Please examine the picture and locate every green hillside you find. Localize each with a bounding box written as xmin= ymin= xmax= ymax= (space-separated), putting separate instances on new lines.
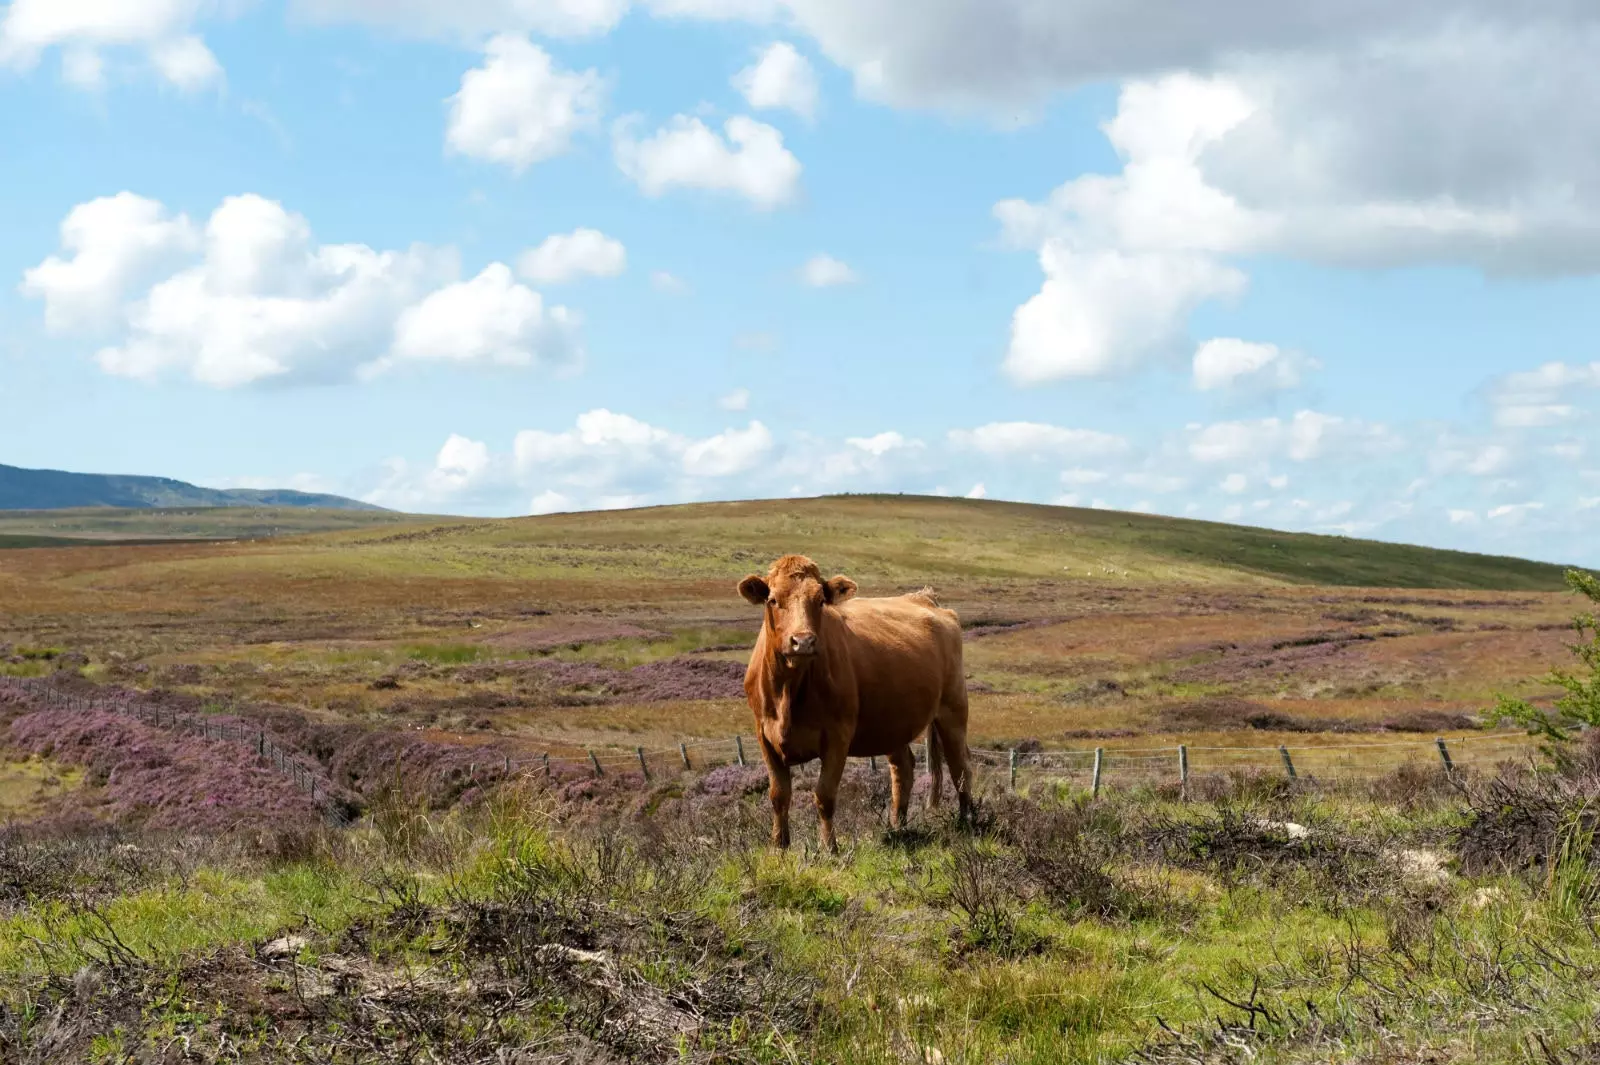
xmin=0 ymin=462 xmax=384 ymax=511
xmin=314 ymin=493 xmax=1573 ymax=591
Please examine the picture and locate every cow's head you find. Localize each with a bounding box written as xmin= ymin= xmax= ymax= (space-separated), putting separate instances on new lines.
xmin=738 ymin=554 xmax=857 ymax=666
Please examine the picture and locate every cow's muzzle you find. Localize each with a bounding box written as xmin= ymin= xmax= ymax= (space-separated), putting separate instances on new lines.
xmin=786 ymin=633 xmax=817 ymax=657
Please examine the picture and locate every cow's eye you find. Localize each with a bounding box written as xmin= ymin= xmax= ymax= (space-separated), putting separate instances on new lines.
xmin=767 ymin=597 xmax=778 ymax=608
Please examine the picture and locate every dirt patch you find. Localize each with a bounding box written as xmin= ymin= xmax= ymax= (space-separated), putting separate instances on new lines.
xmin=485 ymin=621 xmax=672 ymax=652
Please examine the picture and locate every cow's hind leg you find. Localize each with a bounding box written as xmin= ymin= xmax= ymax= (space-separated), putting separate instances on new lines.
xmin=934 ymin=700 xmax=974 ymax=828
xmin=758 ymin=737 xmax=793 ymax=848
xmin=814 ymin=742 xmax=848 ymax=854
xmin=925 ymin=724 xmax=945 ymax=812
xmin=887 ymin=744 xmax=915 ymax=829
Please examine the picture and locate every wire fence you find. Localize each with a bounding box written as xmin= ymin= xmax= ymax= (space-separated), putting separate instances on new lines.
xmin=0 ymin=673 xmax=1545 ymax=823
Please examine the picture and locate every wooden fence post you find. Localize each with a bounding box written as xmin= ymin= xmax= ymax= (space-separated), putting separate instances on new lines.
xmin=1008 ymin=749 xmax=1018 ymax=790
xmin=1092 ymin=748 xmax=1103 ymax=798
xmin=543 ymin=752 xmax=551 ymax=779
xmin=503 ymin=755 xmax=511 ymax=777
xmin=589 ymin=750 xmax=603 ymax=778
xmin=636 ymin=746 xmax=650 ymax=781
xmin=1178 ymin=745 xmax=1189 ymax=797
xmin=735 ymin=736 xmax=746 ymax=766
xmin=1279 ymin=744 xmax=1297 ymax=780
xmin=1436 ymin=737 xmax=1455 ymax=774
xmin=680 ymin=743 xmax=691 ymax=770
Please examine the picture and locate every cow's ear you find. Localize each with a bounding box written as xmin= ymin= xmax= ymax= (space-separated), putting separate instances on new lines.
xmin=824 ymin=575 xmax=858 ymax=604
xmin=738 ymin=575 xmax=769 ymax=606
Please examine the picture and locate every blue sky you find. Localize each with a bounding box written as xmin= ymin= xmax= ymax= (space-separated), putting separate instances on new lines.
xmin=2 ymin=1 xmax=1598 ymax=566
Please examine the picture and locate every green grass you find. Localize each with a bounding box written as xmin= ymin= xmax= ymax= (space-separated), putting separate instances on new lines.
xmin=7 ymin=780 xmax=1600 ymax=1062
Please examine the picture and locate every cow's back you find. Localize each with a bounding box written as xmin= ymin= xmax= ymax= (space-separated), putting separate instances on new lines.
xmin=833 ymin=593 xmax=962 ymax=754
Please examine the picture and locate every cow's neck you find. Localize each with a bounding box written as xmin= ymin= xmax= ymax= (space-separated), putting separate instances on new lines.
xmin=764 ymin=633 xmax=823 ymax=744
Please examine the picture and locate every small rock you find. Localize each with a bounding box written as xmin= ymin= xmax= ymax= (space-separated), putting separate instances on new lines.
xmin=261 ymin=934 xmax=309 ymax=959
xmin=1469 ymin=886 xmax=1505 ymax=910
xmin=1258 ymin=819 xmax=1310 ymax=840
xmin=1393 ymin=848 xmax=1450 ymax=886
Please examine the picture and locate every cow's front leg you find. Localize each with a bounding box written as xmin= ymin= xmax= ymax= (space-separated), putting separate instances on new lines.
xmin=814 ymin=741 xmax=848 ymax=854
xmin=759 ymin=736 xmax=793 ymax=848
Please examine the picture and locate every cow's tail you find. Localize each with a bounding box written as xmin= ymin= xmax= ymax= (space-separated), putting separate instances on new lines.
xmin=926 ymin=720 xmax=945 ymax=809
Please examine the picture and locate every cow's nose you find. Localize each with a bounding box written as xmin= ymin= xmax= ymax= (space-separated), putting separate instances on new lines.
xmin=789 ymin=633 xmax=817 ymax=655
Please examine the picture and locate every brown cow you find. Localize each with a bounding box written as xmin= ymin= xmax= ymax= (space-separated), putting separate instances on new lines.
xmin=737 ymin=554 xmax=973 ymax=852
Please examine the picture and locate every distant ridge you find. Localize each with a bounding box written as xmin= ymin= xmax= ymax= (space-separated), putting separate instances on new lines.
xmin=0 ymin=462 xmax=385 ymax=512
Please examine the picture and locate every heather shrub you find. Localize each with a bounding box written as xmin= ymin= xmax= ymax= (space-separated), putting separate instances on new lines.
xmin=8 ymin=708 xmax=322 ymax=834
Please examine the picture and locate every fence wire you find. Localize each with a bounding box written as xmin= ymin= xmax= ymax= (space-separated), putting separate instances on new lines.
xmin=0 ymin=674 xmax=1545 ymax=820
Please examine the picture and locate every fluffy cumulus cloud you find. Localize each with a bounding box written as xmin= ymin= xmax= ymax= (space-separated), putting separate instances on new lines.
xmin=445 ymin=35 xmax=604 ymax=172
xmin=614 ymin=114 xmax=801 ymax=209
xmin=1193 ymin=338 xmax=1317 ymax=394
xmin=21 ymin=192 xmax=200 ymax=332
xmin=517 ymin=228 xmax=627 ymax=283
xmin=977 ymin=6 xmax=1600 ymax=385
xmin=732 ymin=41 xmax=818 ymax=120
xmin=0 ymin=0 xmax=224 ymax=90
xmin=798 ymin=253 xmax=856 ymax=287
xmin=1004 ymin=245 xmax=1245 ymax=383
xmin=23 ymin=192 xmax=582 ymax=388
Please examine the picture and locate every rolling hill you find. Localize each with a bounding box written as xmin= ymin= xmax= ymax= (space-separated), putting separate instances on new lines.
xmin=0 ymin=462 xmax=384 ymax=512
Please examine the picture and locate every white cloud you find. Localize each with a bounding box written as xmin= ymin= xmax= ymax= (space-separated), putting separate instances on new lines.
xmin=614 ymin=114 xmax=801 ymax=209
xmin=517 ymin=228 xmax=626 ymax=283
xmin=846 ymin=431 xmax=917 ymax=457
xmin=1431 ymin=439 xmax=1518 ymax=478
xmin=1220 ymin=473 xmax=1248 ymax=495
xmin=1188 ymin=410 xmax=1398 ymax=464
xmin=27 ymin=192 xmax=581 ymax=388
xmin=380 ymin=263 xmax=581 ymax=374
xmin=1060 ymin=468 xmax=1108 ymax=486
xmin=948 ymin=421 xmax=1129 ymax=460
xmin=965 ymin=483 xmax=987 ymax=499
xmin=529 ymin=489 xmax=574 ymax=515
xmin=20 ymin=192 xmax=199 ymax=332
xmin=682 ymin=421 xmax=774 ymax=476
xmin=1486 ymin=361 xmax=1600 ymax=428
xmin=718 ymin=387 xmax=751 ymax=411
xmin=650 ymin=270 xmax=691 ymax=294
xmin=290 ymin=0 xmax=629 ymax=40
xmin=445 ymin=35 xmax=604 ymax=173
xmin=1449 ymin=509 xmax=1479 ymax=524
xmin=1487 ymin=502 xmax=1544 ymax=523
xmin=436 ymin=433 xmax=491 ymax=483
xmin=1193 ymin=338 xmax=1316 ymax=393
xmin=1004 ymin=244 xmax=1245 ymax=383
xmin=798 ymin=253 xmax=857 ymax=287
xmin=1579 ymin=497 xmax=1600 ymax=512
xmin=733 ymin=41 xmax=818 ymax=120
xmin=1 ymin=0 xmax=224 ymax=90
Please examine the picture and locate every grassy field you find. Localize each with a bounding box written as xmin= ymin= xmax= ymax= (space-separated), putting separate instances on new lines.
xmin=0 ymin=505 xmax=427 ymax=543
xmin=1 ymin=496 xmax=1597 ymax=1061
xmin=0 ymin=495 xmax=1578 ymax=759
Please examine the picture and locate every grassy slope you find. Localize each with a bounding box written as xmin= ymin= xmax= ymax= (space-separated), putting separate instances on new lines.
xmin=0 ymin=506 xmax=426 ymax=543
xmin=313 ymin=494 xmax=1572 ymax=590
